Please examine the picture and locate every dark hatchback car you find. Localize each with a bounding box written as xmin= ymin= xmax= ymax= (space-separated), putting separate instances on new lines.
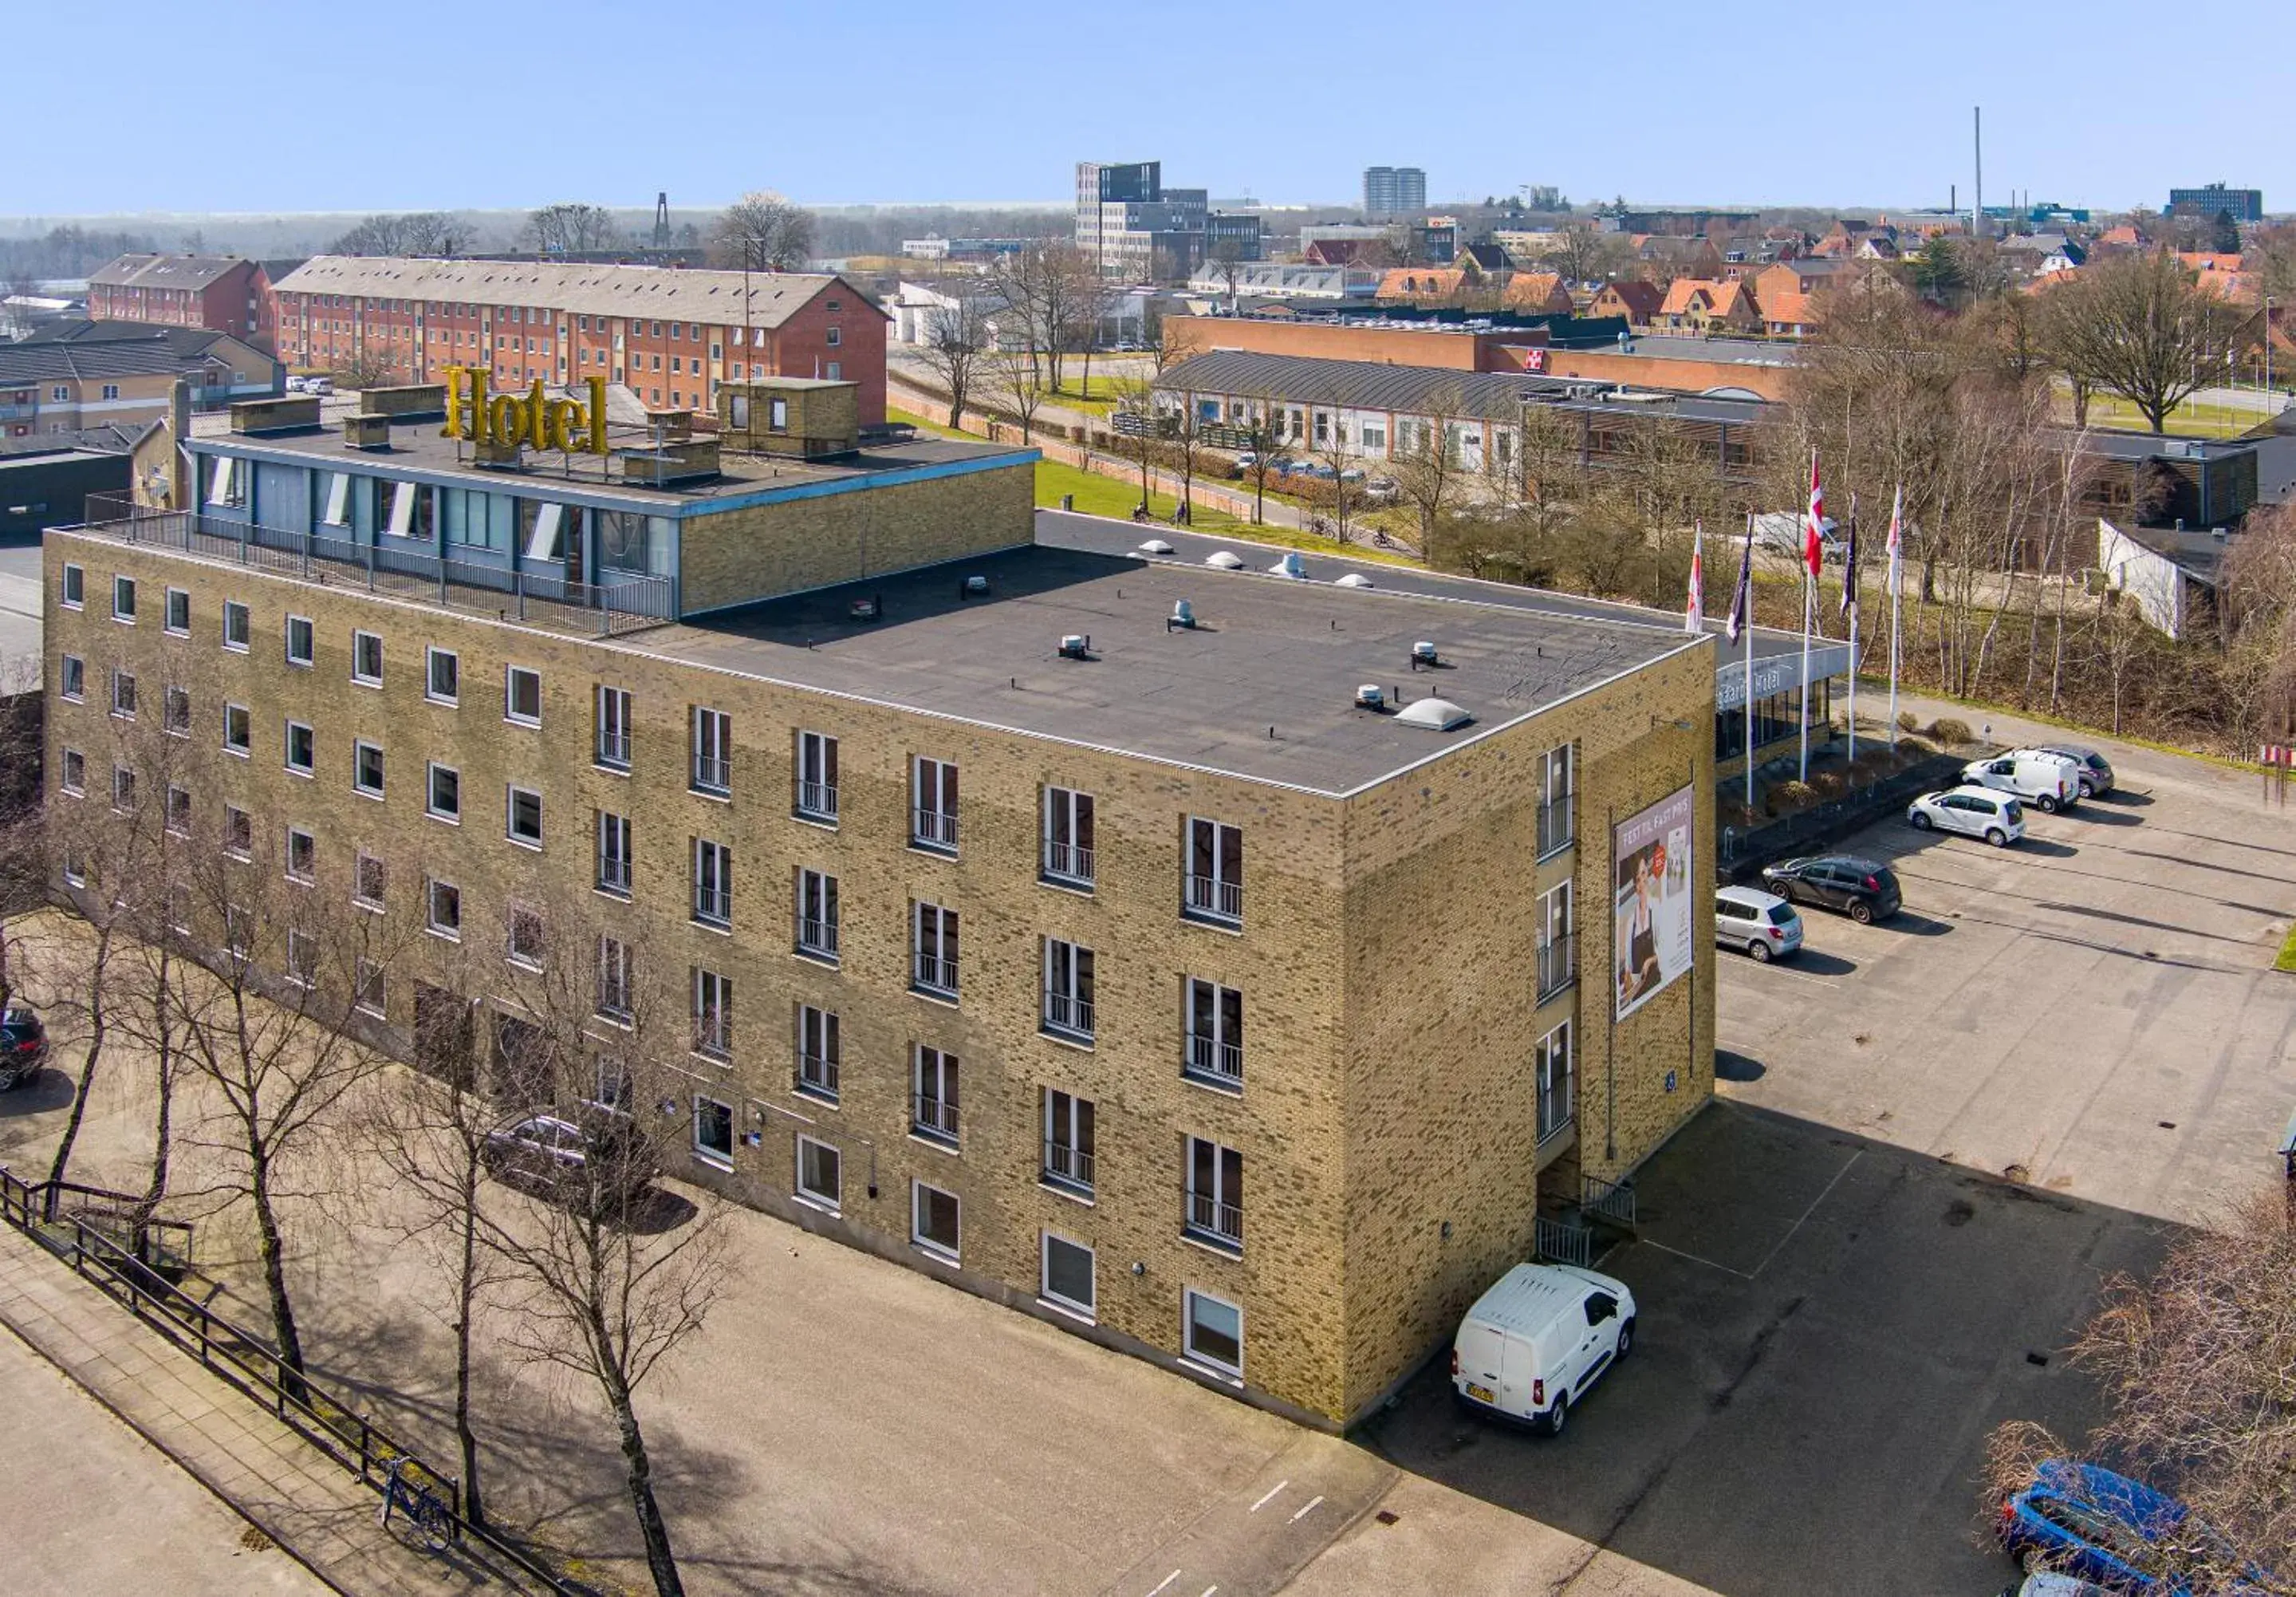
xmin=1 ymin=1004 xmax=49 ymax=1090
xmin=1758 ymin=855 xmax=1903 ymax=924
xmin=481 ymin=1110 xmax=653 ymax=1213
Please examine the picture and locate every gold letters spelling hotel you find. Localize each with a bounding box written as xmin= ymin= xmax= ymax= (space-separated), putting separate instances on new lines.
xmin=442 ymin=367 xmax=608 ymax=455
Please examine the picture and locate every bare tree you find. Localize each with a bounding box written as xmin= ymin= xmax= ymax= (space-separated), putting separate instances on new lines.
xmin=1235 ymin=394 xmax=1286 ymax=526
xmin=991 ymin=337 xmax=1046 ymax=443
xmin=1209 ymin=239 xmax=1248 ymax=312
xmin=329 ymin=212 xmax=463 ymax=258
xmin=1388 ymin=384 xmax=1472 ymax=550
xmin=526 ymin=203 xmax=620 ymax=256
xmin=2039 ymin=249 xmax=2251 ymax=433
xmin=472 ymin=897 xmax=723 ymax=1597
xmin=1313 ymin=422 xmax=1361 ymax=543
xmin=708 ymin=191 xmax=816 ymax=273
xmin=329 ymin=343 xmax=399 ymax=391
xmin=1113 ymin=373 xmax=1164 ymax=515
xmin=912 ymin=298 xmax=988 ymax=432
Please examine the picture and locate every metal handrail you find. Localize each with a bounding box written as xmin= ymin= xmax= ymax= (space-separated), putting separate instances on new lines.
xmin=1042 ymin=841 xmax=1094 ymax=884
xmin=0 ymin=1165 xmax=579 ymax=1593
xmin=1184 ymin=873 xmax=1244 ymax=923
xmin=1185 ymin=1034 xmax=1243 ymax=1086
xmin=1537 ymin=933 xmax=1577 ymax=1001
xmin=1042 ymin=992 xmax=1094 ymax=1039
xmin=796 ymin=916 xmax=839 ymax=959
xmin=1184 ymin=1190 xmax=1243 ymax=1248
xmin=795 ymin=781 xmax=838 ymax=821
xmin=691 ymin=755 xmax=731 ymax=795
xmin=1537 ymin=795 xmax=1576 ymax=860
xmin=912 ymin=808 xmax=959 ymax=850
xmin=692 ymin=886 xmax=731 ymax=926
xmin=912 ymin=1094 xmax=960 ymax=1142
xmin=912 ymin=952 xmax=958 ymax=995
xmin=795 ymin=1052 xmax=838 ymax=1098
xmin=1042 ymin=1140 xmax=1094 ymax=1190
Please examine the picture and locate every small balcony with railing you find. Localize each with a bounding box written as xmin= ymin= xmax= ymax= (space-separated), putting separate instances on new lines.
xmin=1183 ymin=872 xmax=1243 ymax=927
xmin=1537 ymin=933 xmax=1577 ymax=1003
xmin=1042 ymin=992 xmax=1095 ymax=1043
xmin=795 ymin=779 xmax=838 ymax=823
xmin=1042 ymin=839 xmax=1094 ymax=888
xmin=1537 ymin=794 xmax=1577 ymax=861
xmin=912 ymin=807 xmax=959 ymax=854
xmin=1184 ymin=1189 xmax=1243 ymax=1254
xmin=795 ymin=913 xmax=840 ymax=964
xmin=795 ymin=1051 xmax=838 ymax=1102
xmin=912 ymin=1092 xmax=960 ymax=1147
xmin=691 ymin=754 xmax=731 ymax=797
xmin=1042 ymin=1140 xmax=1094 ymax=1195
xmin=912 ymin=950 xmax=959 ymax=999
xmin=1184 ymin=1034 xmax=1243 ymax=1092
xmin=691 ymin=885 xmax=731 ymax=929
xmin=597 ymin=855 xmax=632 ymax=898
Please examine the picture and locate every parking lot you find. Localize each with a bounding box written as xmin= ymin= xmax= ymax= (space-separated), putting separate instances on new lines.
xmin=1361 ymin=715 xmax=2296 ymax=1596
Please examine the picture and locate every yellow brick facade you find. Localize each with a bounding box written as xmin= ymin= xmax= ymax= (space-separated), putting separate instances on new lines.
xmin=43 ymin=528 xmax=1713 ymax=1428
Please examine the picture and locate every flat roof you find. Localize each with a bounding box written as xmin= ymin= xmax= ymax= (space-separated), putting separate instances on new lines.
xmin=628 ymin=525 xmax=1705 ymax=795
xmin=187 ymin=414 xmax=1031 ymax=511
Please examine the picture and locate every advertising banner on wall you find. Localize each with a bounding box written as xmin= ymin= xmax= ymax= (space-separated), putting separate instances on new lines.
xmin=1613 ymin=784 xmax=1696 ymax=1021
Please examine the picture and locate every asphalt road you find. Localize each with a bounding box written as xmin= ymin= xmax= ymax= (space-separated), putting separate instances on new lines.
xmin=1361 ymin=712 xmax=2296 ymax=1597
xmin=0 ymin=533 xmax=41 ymax=682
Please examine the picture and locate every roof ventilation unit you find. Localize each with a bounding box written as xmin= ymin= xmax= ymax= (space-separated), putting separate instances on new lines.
xmin=1270 ymin=550 xmax=1307 ymax=578
xmin=959 ymin=574 xmax=990 ymax=599
xmin=1354 ymin=684 xmax=1387 ymax=710
xmin=1057 ymin=633 xmax=1093 ymax=660
xmin=1168 ymin=599 xmax=1197 ymax=631
xmin=1137 ymin=538 xmax=1176 ymax=556
xmin=1411 ymin=640 xmax=1439 ymax=668
xmin=1394 ymin=696 xmax=1471 ymax=731
xmin=1333 ymin=573 xmax=1374 ymax=589
xmin=1204 ymin=550 xmax=1245 ymax=570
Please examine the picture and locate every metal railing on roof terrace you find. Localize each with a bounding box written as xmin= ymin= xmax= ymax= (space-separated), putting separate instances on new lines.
xmin=66 ymin=500 xmax=673 ymax=637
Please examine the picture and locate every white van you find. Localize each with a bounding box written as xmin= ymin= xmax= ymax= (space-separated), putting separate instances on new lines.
xmin=1451 ymin=1263 xmax=1636 ymax=1434
xmin=1961 ymin=753 xmax=2080 ymax=813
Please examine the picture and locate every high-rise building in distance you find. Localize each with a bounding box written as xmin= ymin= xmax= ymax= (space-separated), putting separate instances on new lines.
xmin=1363 ymin=166 xmax=1428 ymax=219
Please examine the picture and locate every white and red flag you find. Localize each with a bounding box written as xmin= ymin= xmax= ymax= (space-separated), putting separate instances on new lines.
xmin=1684 ymin=521 xmax=1704 ymax=633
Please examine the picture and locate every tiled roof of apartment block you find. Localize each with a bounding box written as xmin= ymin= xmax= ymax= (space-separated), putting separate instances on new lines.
xmin=273 ymin=256 xmax=889 ymax=326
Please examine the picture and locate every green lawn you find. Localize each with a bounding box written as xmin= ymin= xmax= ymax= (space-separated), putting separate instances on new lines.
xmin=1038 ymin=377 xmax=1120 ymax=416
xmin=1032 ymin=459 xmax=1423 ymax=567
xmin=888 ymin=405 xmax=966 ymax=440
xmin=2278 ymin=923 xmax=2296 ymax=975
xmin=2062 ymin=390 xmax=2278 ymax=440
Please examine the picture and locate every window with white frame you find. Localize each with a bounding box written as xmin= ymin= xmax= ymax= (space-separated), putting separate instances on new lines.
xmin=59 ymin=748 xmax=85 ymax=795
xmin=506 ymin=905 xmax=545 ymax=969
xmin=166 ymin=784 xmax=191 ymax=835
xmin=223 ymin=703 xmax=251 ymax=755
xmin=1042 ymin=787 xmax=1095 ymax=885
xmin=286 ymin=826 xmax=316 ymax=882
xmin=794 ymin=729 xmax=837 ymax=821
xmin=285 ymin=720 xmax=315 ymax=776
xmin=795 ymin=1004 xmax=838 ymax=1101
xmin=596 ymin=935 xmax=633 ymax=1021
xmin=912 ymin=901 xmax=959 ymax=996
xmin=60 ymin=563 xmax=82 ymax=609
xmin=1042 ymin=1088 xmax=1095 ymax=1193
xmin=286 ymin=929 xmax=318 ymax=988
xmin=163 ymin=685 xmax=189 ymax=736
xmin=1538 ymin=881 xmax=1575 ymax=1000
xmin=1538 ymin=743 xmax=1576 ymax=858
xmin=691 ymin=838 xmax=731 ymax=927
xmin=426 ymin=647 xmax=458 ymax=705
xmin=1536 ymin=1020 xmax=1574 ymax=1143
xmin=596 ymin=810 xmax=632 ymax=896
xmin=691 ymin=706 xmax=731 ymax=795
xmin=1042 ymin=938 xmax=1095 ymax=1040
xmin=354 ymin=853 xmax=386 ymax=910
xmin=912 ymin=1047 xmax=959 ymax=1144
xmin=112 ymin=575 xmax=136 ymax=622
xmin=355 ymin=959 xmax=387 ymax=1019
xmin=1185 ymin=1137 xmax=1244 ymax=1251
xmin=506 ymin=785 xmax=543 ymax=848
xmin=427 ymin=762 xmax=461 ymax=822
xmin=426 ymin=878 xmax=461 ymax=938
xmin=1185 ymin=818 xmax=1244 ymax=925
xmin=59 ymin=654 xmax=83 ymax=702
xmin=691 ymin=966 xmax=732 ymax=1059
xmin=1184 ymin=979 xmax=1243 ymax=1090
xmin=222 ymin=600 xmax=249 ymax=652
xmin=795 ymin=868 xmax=839 ymax=960
xmin=354 ymin=740 xmax=384 ymax=797
xmin=694 ymin=1096 xmax=734 ymax=1169
xmin=1183 ymin=1289 xmax=1243 ymax=1379
xmin=595 ymin=685 xmax=632 ymax=770
xmin=795 ymin=1134 xmax=841 ymax=1210
xmin=504 ymin=665 xmax=542 ymax=726
xmin=1042 ymin=1232 xmax=1095 ymax=1318
xmin=223 ymin=805 xmax=253 ymax=858
xmin=912 ymin=757 xmax=959 ymax=851
xmin=285 ymin=614 xmax=314 ymax=667
xmin=206 ymin=455 xmax=245 ymax=508
xmin=912 ymin=1181 xmax=959 ymax=1261
xmin=111 ymin=765 xmax=136 ymax=812
xmin=110 ymin=668 xmax=136 ymax=719
xmin=164 ymin=588 xmax=190 ymax=635
xmin=352 ymin=630 xmax=383 ymax=686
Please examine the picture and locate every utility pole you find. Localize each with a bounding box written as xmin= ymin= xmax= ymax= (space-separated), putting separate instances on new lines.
xmin=1972 ymin=107 xmax=1984 ymax=242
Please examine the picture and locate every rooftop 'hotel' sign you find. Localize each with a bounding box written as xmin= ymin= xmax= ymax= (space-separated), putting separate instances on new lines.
xmin=443 ymin=367 xmax=608 ymax=456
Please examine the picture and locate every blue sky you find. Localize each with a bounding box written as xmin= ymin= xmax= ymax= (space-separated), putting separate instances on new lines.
xmin=13 ymin=0 xmax=2293 ymax=218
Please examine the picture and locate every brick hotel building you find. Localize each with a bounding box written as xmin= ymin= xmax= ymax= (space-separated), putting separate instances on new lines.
xmin=43 ymin=379 xmax=1713 ymax=1425
xmin=270 ymin=257 xmax=889 ymax=427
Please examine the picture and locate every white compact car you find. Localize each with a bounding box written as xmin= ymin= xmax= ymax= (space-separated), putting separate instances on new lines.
xmin=1715 ymin=885 xmax=1802 ymax=962
xmin=1453 ymin=1263 xmax=1636 ymax=1434
xmin=1961 ymin=753 xmax=2080 ymax=813
xmin=1908 ymin=785 xmax=2026 ymax=846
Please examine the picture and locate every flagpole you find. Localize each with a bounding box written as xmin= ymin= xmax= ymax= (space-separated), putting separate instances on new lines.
xmin=1799 ymin=575 xmax=1813 ymax=783
xmin=1888 ymin=485 xmax=1903 ymax=749
xmin=1845 ymin=492 xmax=1859 ymax=766
xmin=1743 ymin=588 xmax=1756 ymax=815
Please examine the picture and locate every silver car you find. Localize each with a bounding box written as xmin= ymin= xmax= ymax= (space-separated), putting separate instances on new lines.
xmin=1715 ymin=885 xmax=1803 ymax=962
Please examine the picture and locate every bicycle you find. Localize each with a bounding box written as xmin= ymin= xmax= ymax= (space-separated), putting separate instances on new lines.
xmin=376 ymin=1456 xmax=455 ymax=1552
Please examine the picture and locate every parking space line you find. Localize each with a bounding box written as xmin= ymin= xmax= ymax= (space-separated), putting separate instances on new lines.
xmin=1145 ymin=1570 xmax=1181 ymax=1597
xmin=1248 ymin=1480 xmax=1288 ymax=1512
xmin=1639 ymin=1237 xmax=1753 ymax=1279
xmin=1289 ymin=1493 xmax=1325 ymax=1524
xmin=1748 ymin=1151 xmax=1862 ymax=1279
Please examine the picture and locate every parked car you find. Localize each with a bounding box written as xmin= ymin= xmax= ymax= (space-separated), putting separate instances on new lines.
xmin=1908 ymin=785 xmax=2027 ymax=846
xmin=1998 ymin=1458 xmax=2270 ymax=1595
xmin=1365 ymin=475 xmax=1400 ymax=499
xmin=1963 ymin=753 xmax=2081 ymax=813
xmin=2019 ymin=745 xmax=2115 ymax=798
xmin=285 ymin=375 xmax=308 ymax=392
xmin=1451 ymin=1262 xmax=1636 ymax=1435
xmin=1758 ymin=854 xmax=1903 ymax=924
xmin=305 ymin=376 xmax=333 ymax=395
xmin=481 ymin=1110 xmax=650 ymax=1211
xmin=1997 ymin=1575 xmax=2117 ymax=1597
xmin=1715 ymin=885 xmax=1803 ymax=961
xmin=0 ymin=1003 xmax=48 ymax=1090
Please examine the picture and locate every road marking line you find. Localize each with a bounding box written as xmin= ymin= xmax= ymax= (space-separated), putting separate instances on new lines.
xmin=1290 ymin=1494 xmax=1325 ymax=1524
xmin=1637 ymin=1237 xmax=1753 ymax=1279
xmin=1145 ymin=1571 xmax=1181 ymax=1597
xmin=1249 ymin=1480 xmax=1289 ymax=1512
xmin=1200 ymin=1588 xmax=1219 ymax=1597
xmin=1748 ymin=1151 xmax=1863 ymax=1280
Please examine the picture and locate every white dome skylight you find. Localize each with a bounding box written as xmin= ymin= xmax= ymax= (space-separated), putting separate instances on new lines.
xmin=1333 ymin=573 xmax=1374 ymax=588
xmin=1204 ymin=550 xmax=1244 ymax=570
xmin=1393 ymin=697 xmax=1472 ymax=731
xmin=1137 ymin=538 xmax=1175 ymax=555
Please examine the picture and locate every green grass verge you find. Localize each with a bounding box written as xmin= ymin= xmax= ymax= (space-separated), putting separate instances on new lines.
xmin=2061 ymin=391 xmax=2278 ymax=440
xmin=1846 ymin=676 xmax=2281 ymax=777
xmin=2278 ymin=924 xmax=2296 ymax=974
xmin=888 ymin=406 xmax=966 ymax=440
xmin=1030 ymin=459 xmax=1424 ymax=568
